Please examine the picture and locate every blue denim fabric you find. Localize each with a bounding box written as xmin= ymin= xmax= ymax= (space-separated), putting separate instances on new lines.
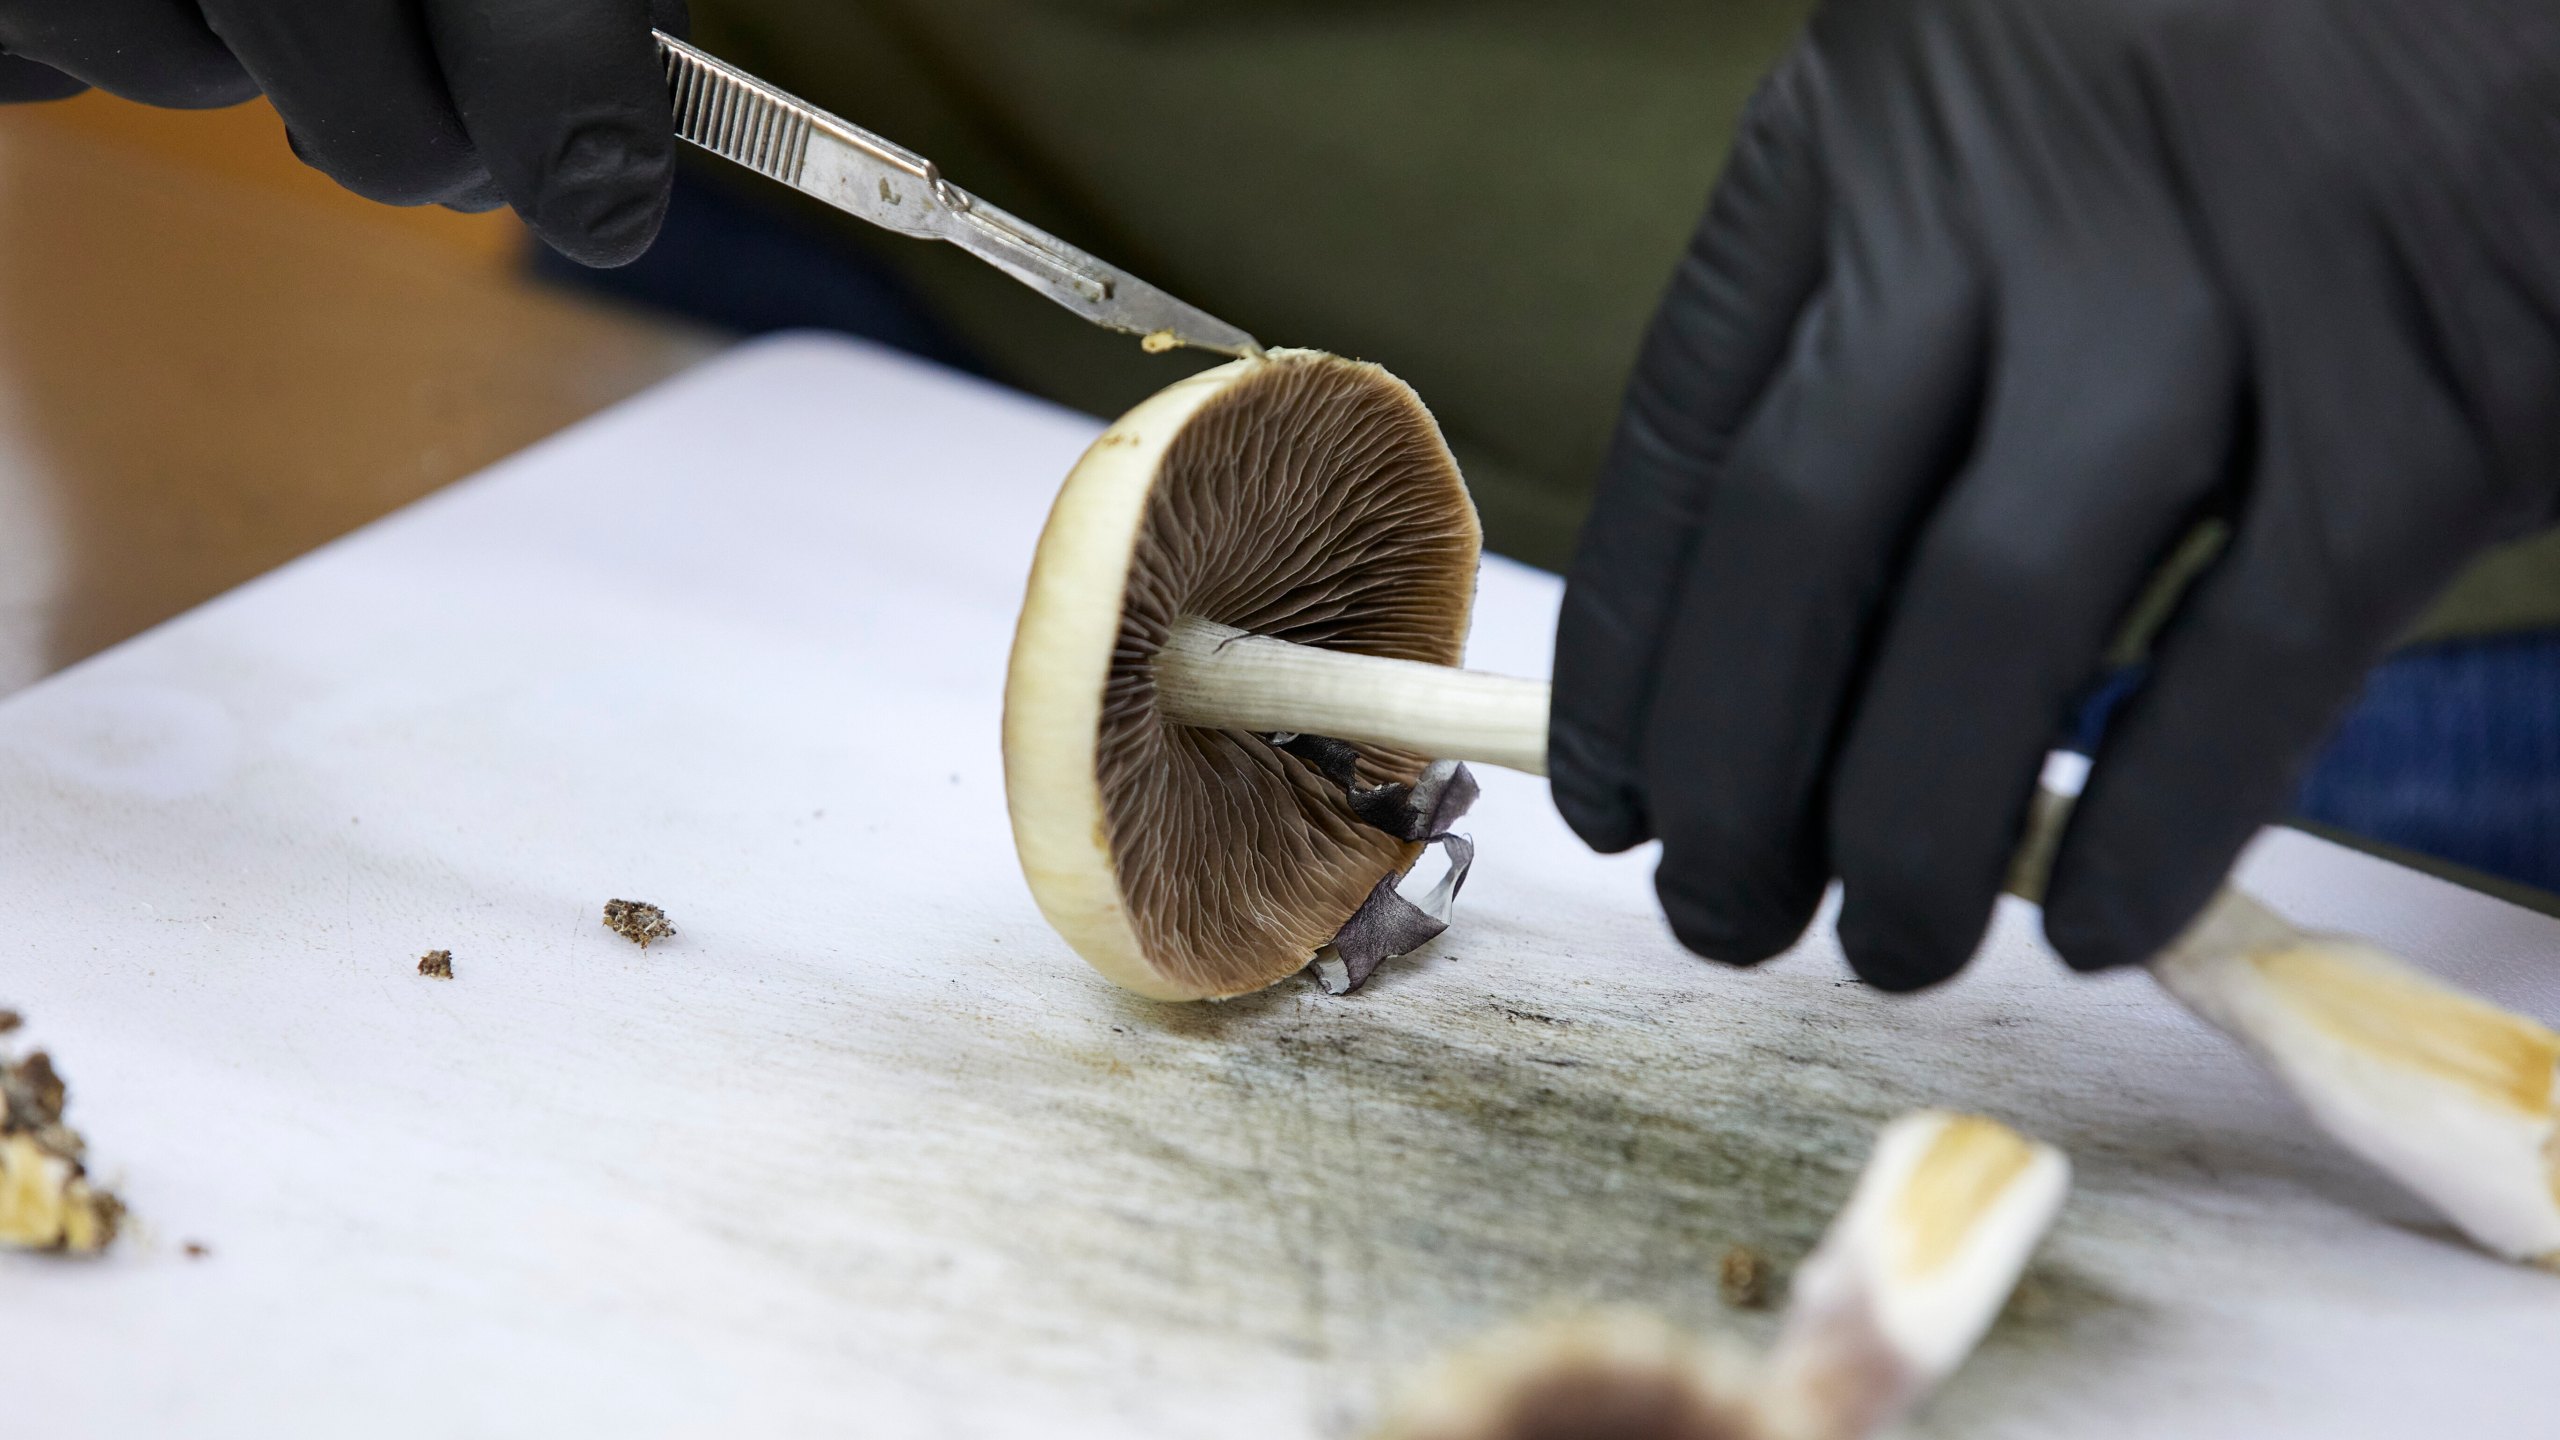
xmin=2075 ymin=629 xmax=2560 ymax=895
xmin=2292 ymin=630 xmax=2560 ymax=893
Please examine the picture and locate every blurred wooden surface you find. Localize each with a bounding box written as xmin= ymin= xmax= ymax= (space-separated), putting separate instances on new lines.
xmin=0 ymin=92 xmax=722 ymax=695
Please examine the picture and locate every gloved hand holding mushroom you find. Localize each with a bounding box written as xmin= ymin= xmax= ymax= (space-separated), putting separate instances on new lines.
xmin=1548 ymin=0 xmax=2560 ymax=998
xmin=1002 ymin=350 xmax=2560 ymax=1272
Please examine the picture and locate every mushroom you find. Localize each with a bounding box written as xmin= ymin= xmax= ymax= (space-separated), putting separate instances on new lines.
xmin=1001 ymin=352 xmax=2560 ymax=1268
xmin=1004 ymin=350 xmax=1480 ymax=1002
xmin=0 ymin=1035 xmax=123 ymax=1254
xmin=1373 ymin=1111 xmax=2071 ymax=1440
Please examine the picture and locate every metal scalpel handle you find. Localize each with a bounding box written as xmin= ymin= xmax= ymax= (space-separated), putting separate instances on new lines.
xmin=653 ymin=32 xmax=1263 ymax=360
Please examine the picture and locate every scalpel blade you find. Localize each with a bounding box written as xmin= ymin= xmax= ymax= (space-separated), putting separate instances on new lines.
xmin=655 ymin=32 xmax=1262 ymax=360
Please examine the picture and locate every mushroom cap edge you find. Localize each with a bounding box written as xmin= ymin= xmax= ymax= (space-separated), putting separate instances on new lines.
xmin=1003 ymin=357 xmax=1263 ymax=1001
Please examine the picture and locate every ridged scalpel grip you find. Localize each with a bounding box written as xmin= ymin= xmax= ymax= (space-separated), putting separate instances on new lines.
xmin=660 ymin=39 xmax=812 ymax=186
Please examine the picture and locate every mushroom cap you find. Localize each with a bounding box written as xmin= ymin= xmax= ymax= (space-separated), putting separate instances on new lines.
xmin=1003 ymin=350 xmax=1481 ymax=1000
xmin=1375 ymin=1311 xmax=1763 ymax=1440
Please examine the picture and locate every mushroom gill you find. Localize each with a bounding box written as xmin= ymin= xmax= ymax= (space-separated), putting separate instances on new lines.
xmin=1100 ymin=352 xmax=1479 ymax=995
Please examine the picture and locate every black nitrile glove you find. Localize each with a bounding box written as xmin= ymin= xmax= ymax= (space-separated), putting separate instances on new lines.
xmin=1551 ymin=0 xmax=2560 ymax=990
xmin=0 ymin=0 xmax=685 ymax=266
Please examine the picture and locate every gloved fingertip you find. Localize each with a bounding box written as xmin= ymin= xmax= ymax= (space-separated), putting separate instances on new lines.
xmin=1547 ymin=720 xmax=1652 ymax=853
xmin=1847 ymin=958 xmax=1960 ymax=994
xmin=1546 ymin=768 xmax=1648 ymax=845
xmin=521 ymin=120 xmax=673 ymax=268
xmin=1661 ymin=902 xmax=1805 ymax=969
xmin=1550 ymin=780 xmax=1649 ymax=855
xmin=1835 ymin=898 xmax=1978 ymax=993
xmin=439 ymin=173 xmax=508 ymax=215
xmin=2041 ymin=857 xmax=2227 ymax=971
xmin=2042 ymin=812 xmax=2239 ymax=973
xmin=113 ymin=51 xmax=258 ymax=111
xmin=1655 ymin=865 xmax=1815 ymax=968
xmin=2039 ymin=896 xmax=2161 ymax=973
xmin=0 ymin=53 xmax=91 ymax=104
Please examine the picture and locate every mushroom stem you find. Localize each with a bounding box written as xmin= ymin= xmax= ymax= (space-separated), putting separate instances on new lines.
xmin=2146 ymin=888 xmax=2560 ymax=1267
xmin=1153 ymin=618 xmax=2560 ymax=1268
xmin=1156 ymin=618 xmax=1550 ymax=775
xmin=1754 ymin=1112 xmax=2070 ymax=1440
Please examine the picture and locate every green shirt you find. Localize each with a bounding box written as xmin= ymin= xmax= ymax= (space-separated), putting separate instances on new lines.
xmin=689 ymin=0 xmax=2560 ymax=641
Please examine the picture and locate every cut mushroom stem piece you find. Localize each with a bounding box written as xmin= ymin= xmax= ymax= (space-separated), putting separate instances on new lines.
xmin=1371 ymin=1112 xmax=2068 ymax=1440
xmin=2150 ymin=889 xmax=2560 ymax=1267
xmin=1149 ymin=618 xmax=2560 ymax=1266
xmin=1755 ymin=1112 xmax=2070 ymax=1440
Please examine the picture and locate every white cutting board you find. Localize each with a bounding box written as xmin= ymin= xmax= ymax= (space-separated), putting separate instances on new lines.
xmin=0 ymin=335 xmax=2552 ymax=1438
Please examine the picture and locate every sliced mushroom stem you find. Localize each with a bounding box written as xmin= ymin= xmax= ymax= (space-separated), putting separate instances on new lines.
xmin=2148 ymin=888 xmax=2560 ymax=1267
xmin=1156 ymin=618 xmax=1551 ymax=775
xmin=1755 ymin=1112 xmax=2070 ymax=1440
xmin=2022 ymin=786 xmax=2560 ymax=1266
xmin=1153 ymin=619 xmax=2560 ymax=1267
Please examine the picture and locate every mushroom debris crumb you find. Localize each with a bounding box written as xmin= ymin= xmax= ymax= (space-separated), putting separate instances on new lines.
xmin=418 ymin=949 xmax=454 ymax=980
xmin=603 ymin=899 xmax=676 ymax=949
xmin=1716 ymin=1246 xmax=1769 ymax=1311
xmin=0 ymin=1024 xmax=125 ymax=1254
xmin=1139 ymin=328 xmax=1179 ymax=354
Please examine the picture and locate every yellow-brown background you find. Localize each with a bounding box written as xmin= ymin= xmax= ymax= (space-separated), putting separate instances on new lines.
xmin=0 ymin=94 xmax=717 ymax=697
